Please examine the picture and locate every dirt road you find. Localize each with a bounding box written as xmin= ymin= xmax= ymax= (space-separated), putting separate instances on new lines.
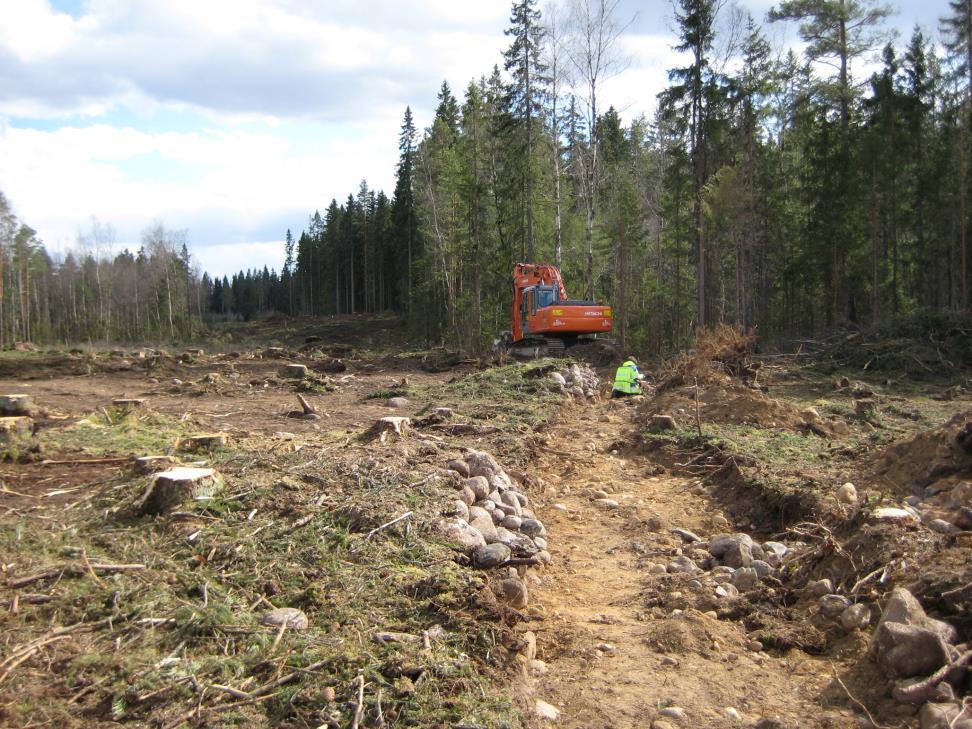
xmin=529 ymin=400 xmax=860 ymax=728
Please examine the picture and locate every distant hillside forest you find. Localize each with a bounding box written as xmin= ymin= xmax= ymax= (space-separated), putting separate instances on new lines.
xmin=2 ymin=0 xmax=971 ymax=352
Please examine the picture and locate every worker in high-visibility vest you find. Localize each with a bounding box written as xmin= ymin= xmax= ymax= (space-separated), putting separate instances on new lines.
xmin=612 ymin=357 xmax=646 ymax=398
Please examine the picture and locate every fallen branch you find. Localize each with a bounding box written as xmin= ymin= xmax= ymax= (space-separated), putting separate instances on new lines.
xmin=351 ymin=674 xmax=366 ymax=729
xmin=39 ymin=457 xmax=131 ymax=466
xmin=892 ymin=650 xmax=972 ymax=704
xmin=425 ymin=423 xmax=502 ymax=435
xmin=7 ymin=562 xmax=145 ymax=588
xmin=364 ymin=511 xmax=413 ymax=541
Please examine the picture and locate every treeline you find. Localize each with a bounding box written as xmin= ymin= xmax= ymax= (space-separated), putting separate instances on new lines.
xmin=227 ymin=0 xmax=971 ymax=352
xmin=3 ymin=0 xmax=970 ymax=352
xmin=0 ymin=193 xmax=206 ymax=344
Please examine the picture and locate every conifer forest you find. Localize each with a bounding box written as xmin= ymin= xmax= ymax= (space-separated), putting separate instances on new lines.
xmin=2 ymin=0 xmax=971 ymax=352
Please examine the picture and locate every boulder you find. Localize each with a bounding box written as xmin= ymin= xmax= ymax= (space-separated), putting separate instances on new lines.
xmin=871 ymin=621 xmax=952 ymax=678
xmin=520 ymin=518 xmax=546 ymax=537
xmin=176 ymin=433 xmax=228 ymax=451
xmin=732 ymin=567 xmax=759 ymax=591
xmin=761 ymin=541 xmax=789 ymax=567
xmin=819 ymin=594 xmax=851 ymax=619
xmin=472 ymin=543 xmax=511 ymax=569
xmin=452 ymin=500 xmax=470 ymax=521
xmin=836 ymin=482 xmax=858 ymax=505
xmin=877 ymin=588 xmax=957 ymax=645
xmin=709 ymin=533 xmax=754 ymax=558
xmin=721 ymin=541 xmax=754 ymax=568
xmin=667 ymin=556 xmax=700 ymax=574
xmin=438 ymin=518 xmax=487 ymax=551
xmin=465 ymin=450 xmax=503 ymax=478
xmin=494 ymin=577 xmax=529 ymax=608
xmin=469 ymin=514 xmax=498 ymax=542
xmin=466 ymin=476 xmax=490 ymax=500
xmin=386 ymin=396 xmax=410 ymax=409
xmin=447 ymin=459 xmax=470 ymax=477
xmin=840 ymin=603 xmax=871 ymax=631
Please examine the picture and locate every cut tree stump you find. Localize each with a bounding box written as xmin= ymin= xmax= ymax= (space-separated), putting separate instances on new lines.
xmin=367 ymin=417 xmax=411 ymax=443
xmin=137 ymin=467 xmax=223 ymax=514
xmin=176 ymin=433 xmax=228 ymax=451
xmin=0 ymin=394 xmax=34 ymax=416
xmin=135 ymin=455 xmax=179 ymax=474
xmin=0 ymin=417 xmax=33 ymax=443
xmin=279 ymin=363 xmax=308 ymax=379
xmin=113 ymin=398 xmax=146 ymax=410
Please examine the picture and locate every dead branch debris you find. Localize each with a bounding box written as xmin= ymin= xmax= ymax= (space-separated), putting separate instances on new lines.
xmin=7 ymin=562 xmax=145 ymax=589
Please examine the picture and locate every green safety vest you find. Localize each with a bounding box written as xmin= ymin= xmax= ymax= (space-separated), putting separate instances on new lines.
xmin=613 ymin=361 xmax=642 ymax=394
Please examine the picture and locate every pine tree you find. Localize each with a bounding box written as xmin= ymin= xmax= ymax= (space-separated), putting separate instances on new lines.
xmin=392 ymin=107 xmax=418 ymax=309
xmin=503 ymin=0 xmax=546 ymax=261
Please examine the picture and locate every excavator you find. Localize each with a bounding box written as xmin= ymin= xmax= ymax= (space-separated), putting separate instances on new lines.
xmin=496 ymin=263 xmax=614 ymax=357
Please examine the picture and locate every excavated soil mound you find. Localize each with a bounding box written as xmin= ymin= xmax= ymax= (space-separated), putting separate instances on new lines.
xmin=645 ymin=383 xmax=837 ymax=431
xmin=868 ymin=409 xmax=972 ymax=498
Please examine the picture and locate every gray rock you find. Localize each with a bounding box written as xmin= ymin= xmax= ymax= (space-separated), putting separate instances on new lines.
xmin=919 ymin=702 xmax=972 ymax=729
xmin=709 ymin=533 xmax=754 ymax=557
xmin=761 ymin=541 xmax=789 ymax=567
xmin=452 ymin=500 xmax=470 ymax=521
xmin=468 ymin=505 xmax=492 ymax=523
xmin=386 ymin=396 xmax=410 ymax=409
xmin=437 ymin=518 xmax=487 ymax=551
xmin=536 ymin=550 xmax=552 ymax=564
xmin=667 ymin=556 xmax=701 ymax=574
xmin=520 ymin=518 xmax=546 ymax=537
xmin=810 ymin=578 xmax=834 ymax=597
xmin=448 ymin=459 xmax=470 ymax=477
xmin=488 ymin=489 xmax=503 ymax=504
xmin=686 ymin=579 xmax=704 ymax=590
xmin=491 ymin=508 xmax=506 ymax=524
xmin=500 ymin=491 xmax=523 ymax=516
xmin=513 ymin=491 xmax=529 ymax=507
xmin=818 ymin=594 xmax=851 ymax=618
xmin=465 ymin=450 xmax=503 ymax=477
xmin=657 ymin=706 xmax=687 ymax=721
xmin=672 ymin=528 xmax=702 ymax=543
xmin=533 ymin=536 xmax=547 ymax=550
xmin=927 ymin=518 xmax=958 ymax=535
xmin=488 ymin=472 xmax=515 ymax=491
xmin=732 ymin=567 xmax=759 ymax=591
xmin=494 ymin=577 xmax=529 ymax=608
xmin=751 ymin=560 xmax=773 ymax=578
xmin=457 ymin=487 xmax=476 ymax=506
xmin=715 ymin=583 xmax=740 ymax=599
xmin=472 ymin=543 xmax=511 ymax=568
xmin=501 ymin=515 xmax=523 ymax=530
xmin=840 ymin=603 xmax=870 ymax=631
xmin=721 ymin=541 xmax=754 ymax=568
xmin=877 ymin=588 xmax=957 ymax=645
xmin=478 ymin=499 xmax=497 ymax=512
xmin=469 ymin=514 xmax=498 ymax=542
xmin=493 ymin=527 xmax=518 ymax=546
xmin=465 ymin=476 xmax=490 ymax=499
xmin=550 ymin=372 xmax=567 ymax=386
xmin=871 ymin=621 xmax=952 ymax=678
xmin=496 ymin=502 xmax=517 ymax=517
xmin=508 ymin=535 xmax=540 ymax=558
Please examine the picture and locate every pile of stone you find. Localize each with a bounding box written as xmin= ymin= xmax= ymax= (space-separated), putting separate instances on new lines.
xmin=437 ymin=449 xmax=550 ymax=608
xmin=868 ymin=588 xmax=969 ymax=728
xmin=651 ymin=531 xmax=794 ymax=598
xmin=549 ymin=362 xmax=600 ymax=400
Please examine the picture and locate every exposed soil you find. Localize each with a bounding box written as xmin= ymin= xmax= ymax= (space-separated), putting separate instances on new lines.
xmin=528 ymin=402 xmax=864 ymax=728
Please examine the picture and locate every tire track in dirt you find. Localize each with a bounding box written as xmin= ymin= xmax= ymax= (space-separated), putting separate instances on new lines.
xmin=528 ymin=400 xmax=859 ymax=729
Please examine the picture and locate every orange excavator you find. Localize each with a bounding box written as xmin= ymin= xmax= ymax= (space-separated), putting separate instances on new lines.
xmin=496 ymin=263 xmax=613 ymax=357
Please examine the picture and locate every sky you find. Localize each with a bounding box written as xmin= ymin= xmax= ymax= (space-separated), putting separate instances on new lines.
xmin=0 ymin=0 xmax=948 ymax=278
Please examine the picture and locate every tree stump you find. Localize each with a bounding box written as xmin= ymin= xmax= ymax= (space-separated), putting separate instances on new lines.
xmin=0 ymin=416 xmax=33 ymax=443
xmin=367 ymin=417 xmax=411 ymax=443
xmin=113 ymin=398 xmax=147 ymax=410
xmin=280 ymin=363 xmax=308 ymax=379
xmin=137 ymin=467 xmax=223 ymax=514
xmin=176 ymin=433 xmax=228 ymax=451
xmin=0 ymin=394 xmax=34 ymax=416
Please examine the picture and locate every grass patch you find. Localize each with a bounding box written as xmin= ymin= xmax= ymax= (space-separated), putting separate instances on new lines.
xmin=0 ymin=432 xmax=524 ymax=728
xmin=417 ymin=359 xmax=567 ymax=429
xmin=38 ymin=407 xmax=189 ymax=456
